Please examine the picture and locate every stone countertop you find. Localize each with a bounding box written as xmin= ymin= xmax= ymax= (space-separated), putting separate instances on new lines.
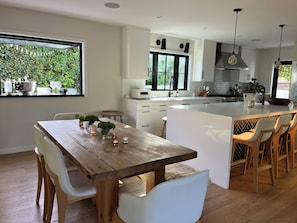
xmin=170 ymin=101 xmax=296 ymax=120
xmin=123 ymin=96 xmax=223 ymax=102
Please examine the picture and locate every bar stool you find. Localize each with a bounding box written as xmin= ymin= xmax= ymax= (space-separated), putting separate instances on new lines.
xmin=272 ymin=114 xmax=292 ymax=178
xmin=161 ymin=116 xmax=167 ymax=138
xmin=232 ymin=117 xmax=276 ymax=193
xmin=101 ymin=110 xmax=124 ymax=123
xmin=289 ymin=113 xmax=297 ymax=168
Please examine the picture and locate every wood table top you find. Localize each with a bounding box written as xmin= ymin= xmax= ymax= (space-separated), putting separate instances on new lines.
xmin=37 ymin=119 xmax=197 ymax=182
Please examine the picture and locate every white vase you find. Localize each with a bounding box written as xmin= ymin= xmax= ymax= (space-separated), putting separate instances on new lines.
xmin=243 ymin=93 xmax=255 ymax=108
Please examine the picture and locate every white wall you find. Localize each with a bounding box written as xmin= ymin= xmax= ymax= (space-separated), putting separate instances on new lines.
xmin=0 ymin=6 xmax=122 ymax=154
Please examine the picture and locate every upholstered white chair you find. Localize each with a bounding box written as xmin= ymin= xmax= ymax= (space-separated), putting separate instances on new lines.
xmin=43 ymin=136 xmax=96 ymax=223
xmin=232 ymin=117 xmax=276 ymax=193
xmin=53 ymin=112 xmax=82 ymax=120
xmin=116 ymin=169 xmax=209 ymax=223
xmin=272 ymin=114 xmax=292 ymax=178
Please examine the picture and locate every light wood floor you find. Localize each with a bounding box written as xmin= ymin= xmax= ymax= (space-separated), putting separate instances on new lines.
xmin=1 ymin=151 xmax=297 ymax=223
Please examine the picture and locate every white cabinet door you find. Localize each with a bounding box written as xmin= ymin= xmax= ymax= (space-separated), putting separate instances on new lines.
xmin=239 ymin=47 xmax=257 ymax=83
xmin=121 ymin=26 xmax=150 ymax=79
xmin=192 ymin=39 xmax=216 ymax=82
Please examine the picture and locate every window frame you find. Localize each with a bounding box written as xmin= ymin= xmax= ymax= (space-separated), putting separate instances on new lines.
xmin=271 ymin=60 xmax=292 ymax=99
xmin=146 ymin=51 xmax=189 ymax=91
xmin=0 ymin=33 xmax=84 ymax=97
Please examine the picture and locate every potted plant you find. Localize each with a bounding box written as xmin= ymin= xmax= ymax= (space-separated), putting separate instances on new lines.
xmin=97 ymin=121 xmax=116 ymax=138
xmin=243 ymin=78 xmax=265 ymax=105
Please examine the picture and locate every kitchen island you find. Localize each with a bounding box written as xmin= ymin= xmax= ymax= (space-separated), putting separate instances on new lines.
xmin=166 ymin=102 xmax=296 ymax=189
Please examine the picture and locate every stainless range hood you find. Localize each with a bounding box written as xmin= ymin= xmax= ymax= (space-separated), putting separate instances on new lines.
xmin=215 ymin=43 xmax=248 ymax=70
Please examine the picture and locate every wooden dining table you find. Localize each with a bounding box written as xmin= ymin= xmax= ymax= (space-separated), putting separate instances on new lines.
xmin=37 ymin=119 xmax=197 ymax=223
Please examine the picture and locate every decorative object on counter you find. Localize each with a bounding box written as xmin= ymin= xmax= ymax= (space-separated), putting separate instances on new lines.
xmin=268 ymin=98 xmax=290 ymax=106
xmin=199 ymin=85 xmax=209 ymax=97
xmin=15 ymin=76 xmax=36 ymax=95
xmin=274 ymin=24 xmax=287 ymax=70
xmin=288 ymin=101 xmax=294 ymax=110
xmin=242 ymin=78 xmax=265 ymax=106
xmin=228 ymin=8 xmax=242 ymax=66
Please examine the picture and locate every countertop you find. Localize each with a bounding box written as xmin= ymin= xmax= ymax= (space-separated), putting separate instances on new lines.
xmin=170 ymin=101 xmax=296 ymax=120
xmin=123 ymin=96 xmax=222 ymax=102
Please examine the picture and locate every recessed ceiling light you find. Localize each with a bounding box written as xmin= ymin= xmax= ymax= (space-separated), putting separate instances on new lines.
xmin=104 ymin=2 xmax=120 ymax=9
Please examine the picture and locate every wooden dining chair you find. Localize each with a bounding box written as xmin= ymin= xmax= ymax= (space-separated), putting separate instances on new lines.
xmin=42 ymin=136 xmax=96 ymax=223
xmin=288 ymin=113 xmax=297 ymax=168
xmin=53 ymin=112 xmax=82 ymax=120
xmin=116 ymin=170 xmax=209 ymax=223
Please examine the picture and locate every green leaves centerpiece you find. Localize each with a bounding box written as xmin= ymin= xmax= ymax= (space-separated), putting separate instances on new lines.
xmin=75 ymin=114 xmax=115 ymax=136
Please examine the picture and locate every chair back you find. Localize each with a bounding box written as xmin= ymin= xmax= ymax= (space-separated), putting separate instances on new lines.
xmin=43 ymin=136 xmax=77 ymax=197
xmin=290 ymin=113 xmax=297 ymax=129
xmin=250 ymin=117 xmax=276 ymax=143
xmin=118 ymin=169 xmax=209 ymax=223
xmin=53 ymin=112 xmax=82 ymax=120
xmin=34 ymin=124 xmax=47 ymax=155
xmin=274 ymin=114 xmax=292 ymax=135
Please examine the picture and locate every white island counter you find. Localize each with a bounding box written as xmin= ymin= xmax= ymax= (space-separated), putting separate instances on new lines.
xmin=167 ymin=102 xmax=296 ymax=189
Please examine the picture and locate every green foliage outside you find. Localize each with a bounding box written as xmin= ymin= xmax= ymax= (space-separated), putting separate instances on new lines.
xmin=0 ymin=44 xmax=81 ymax=91
xmin=279 ymin=64 xmax=292 ymax=81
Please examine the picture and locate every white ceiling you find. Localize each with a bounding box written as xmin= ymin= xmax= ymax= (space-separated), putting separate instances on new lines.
xmin=1 ymin=0 xmax=297 ymax=49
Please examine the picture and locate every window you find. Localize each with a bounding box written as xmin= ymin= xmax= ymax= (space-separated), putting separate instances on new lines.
xmin=0 ymin=33 xmax=83 ymax=96
xmin=271 ymin=61 xmax=292 ymax=99
xmin=145 ymin=51 xmax=188 ymax=91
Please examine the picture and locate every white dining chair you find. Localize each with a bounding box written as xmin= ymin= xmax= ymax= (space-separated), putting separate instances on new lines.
xmin=53 ymin=112 xmax=82 ymax=120
xmin=42 ymin=136 xmax=96 ymax=223
xmin=116 ymin=169 xmax=209 ymax=223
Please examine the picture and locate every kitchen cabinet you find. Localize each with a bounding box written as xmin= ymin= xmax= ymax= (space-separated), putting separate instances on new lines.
xmin=239 ymin=47 xmax=257 ymax=83
xmin=192 ymin=39 xmax=217 ymax=82
xmin=122 ymin=97 xmax=221 ymax=136
xmin=121 ymin=26 xmax=150 ymax=79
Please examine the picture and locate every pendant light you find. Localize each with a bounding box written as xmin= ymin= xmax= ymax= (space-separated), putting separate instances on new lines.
xmin=274 ymin=24 xmax=287 ymax=70
xmin=228 ymin=8 xmax=242 ymax=66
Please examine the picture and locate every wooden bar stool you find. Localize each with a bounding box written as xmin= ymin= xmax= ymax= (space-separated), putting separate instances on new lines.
xmin=289 ymin=113 xmax=297 ymax=168
xmin=161 ymin=116 xmax=167 ymax=138
xmin=101 ymin=110 xmax=124 ymax=123
xmin=232 ymin=117 xmax=276 ymax=193
xmin=272 ymin=114 xmax=292 ymax=178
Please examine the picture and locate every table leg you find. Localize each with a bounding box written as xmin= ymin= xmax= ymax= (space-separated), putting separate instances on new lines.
xmin=95 ymin=179 xmax=119 ymax=223
xmin=139 ymin=165 xmax=165 ymax=193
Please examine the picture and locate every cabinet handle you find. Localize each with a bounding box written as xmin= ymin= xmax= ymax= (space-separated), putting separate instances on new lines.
xmin=142 ymin=105 xmax=150 ymax=108
xmin=142 ymin=111 xmax=150 ymax=113
xmin=142 ymin=124 xmax=150 ymax=127
xmin=159 ymin=105 xmax=167 ymax=107
xmin=160 ymin=110 xmax=166 ymax=112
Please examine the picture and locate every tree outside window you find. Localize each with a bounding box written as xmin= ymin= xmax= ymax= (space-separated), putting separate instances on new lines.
xmin=0 ymin=34 xmax=83 ymax=96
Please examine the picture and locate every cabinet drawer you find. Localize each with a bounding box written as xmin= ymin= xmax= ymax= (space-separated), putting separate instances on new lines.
xmin=137 ymin=103 xmax=153 ymax=110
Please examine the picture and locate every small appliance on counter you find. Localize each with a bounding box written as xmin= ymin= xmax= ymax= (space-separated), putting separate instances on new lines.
xmin=130 ymin=88 xmax=151 ymax=99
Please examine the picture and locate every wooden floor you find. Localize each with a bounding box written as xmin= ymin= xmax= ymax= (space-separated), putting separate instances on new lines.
xmin=1 ymin=151 xmax=297 ymax=223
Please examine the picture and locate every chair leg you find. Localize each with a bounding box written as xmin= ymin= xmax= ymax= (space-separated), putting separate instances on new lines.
xmin=253 ymin=147 xmax=259 ymax=193
xmin=45 ymin=174 xmax=55 ymax=223
xmin=268 ymin=143 xmax=275 ymax=186
xmin=36 ymin=156 xmax=43 ymax=205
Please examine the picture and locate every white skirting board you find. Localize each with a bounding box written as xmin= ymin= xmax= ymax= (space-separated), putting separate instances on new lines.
xmin=0 ymin=145 xmax=35 ymax=155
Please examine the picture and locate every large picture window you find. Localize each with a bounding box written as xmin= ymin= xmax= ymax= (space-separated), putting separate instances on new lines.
xmin=146 ymin=51 xmax=188 ymax=92
xmin=0 ymin=33 xmax=83 ymax=96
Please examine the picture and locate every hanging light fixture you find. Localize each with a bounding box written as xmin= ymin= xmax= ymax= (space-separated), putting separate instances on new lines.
xmin=228 ymin=8 xmax=242 ymax=66
xmin=275 ymin=24 xmax=287 ymax=70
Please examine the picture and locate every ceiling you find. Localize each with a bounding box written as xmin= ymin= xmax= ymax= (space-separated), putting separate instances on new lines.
xmin=0 ymin=0 xmax=297 ymax=49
